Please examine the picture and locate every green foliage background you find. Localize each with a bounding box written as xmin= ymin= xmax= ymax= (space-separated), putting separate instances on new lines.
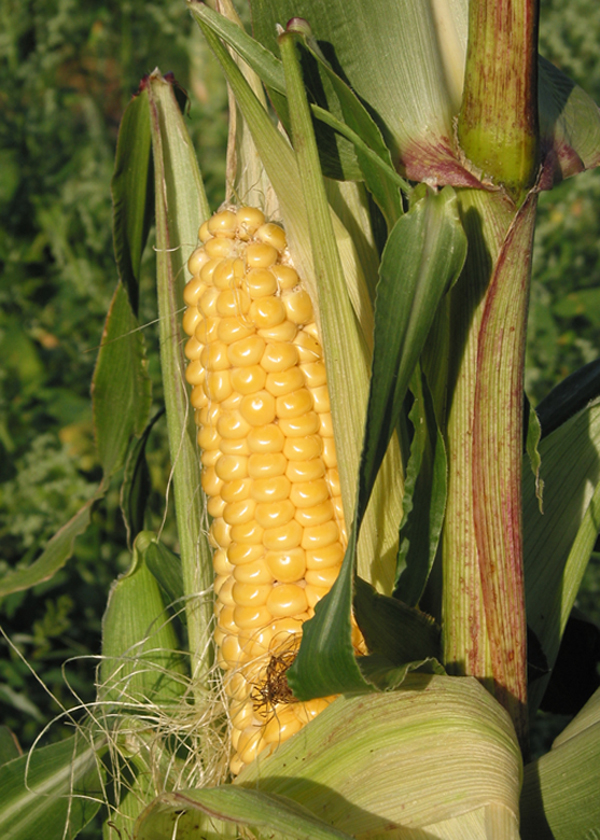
xmin=0 ymin=0 xmax=598 ymax=775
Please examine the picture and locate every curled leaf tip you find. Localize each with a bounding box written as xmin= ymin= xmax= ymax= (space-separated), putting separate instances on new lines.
xmin=287 ymin=17 xmax=312 ymax=36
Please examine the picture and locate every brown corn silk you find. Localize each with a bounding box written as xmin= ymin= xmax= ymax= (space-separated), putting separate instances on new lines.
xmin=183 ymin=207 xmax=361 ymax=775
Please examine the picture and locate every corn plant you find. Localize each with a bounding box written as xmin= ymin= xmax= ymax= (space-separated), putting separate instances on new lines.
xmin=1 ymin=0 xmax=600 ymax=837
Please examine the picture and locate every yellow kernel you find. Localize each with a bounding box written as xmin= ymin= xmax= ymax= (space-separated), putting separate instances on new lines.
xmin=230 ymin=699 xmax=256 ymax=731
xmin=256 ymin=222 xmax=287 ymax=252
xmin=246 ymin=242 xmax=278 ymax=269
xmin=269 ymin=617 xmax=303 ymax=645
xmin=245 ymin=268 xmax=278 ymax=299
xmin=294 ymin=500 xmax=334 ymax=528
xmin=310 ymin=385 xmax=331 ymax=414
xmin=220 ymin=437 xmax=251 ymax=456
xmin=286 ymin=459 xmax=326 ymax=483
xmin=240 ymin=391 xmax=276 ymax=426
xmin=283 ymin=435 xmax=322 ymax=461
xmin=201 ymin=447 xmax=221 ymax=467
xmin=238 ymin=624 xmax=272 ymax=658
xmin=182 ymin=306 xmax=201 ymax=336
xmin=229 ymin=755 xmax=245 ymax=777
xmin=304 ymin=322 xmax=319 ymax=338
xmin=264 ymin=367 xmax=305 ymax=397
xmin=221 ymin=478 xmax=252 ymax=504
xmin=210 ymin=517 xmax=231 ymax=548
xmin=213 ymin=548 xmax=233 ymax=576
xmin=217 ymin=411 xmax=252 ymax=440
xmin=230 ymin=520 xmax=265 ymax=545
xmin=234 ymin=604 xmax=272 ymax=630
xmin=306 ymin=542 xmax=344 ymax=569
xmin=208 ymin=495 xmax=227 ymax=521
xmin=266 ymin=583 xmax=308 ymax=617
xmin=255 ymin=499 xmax=295 ymax=529
xmin=231 ymin=365 xmax=267 ymax=395
xmin=219 ymin=391 xmax=243 ymax=412
xmin=320 ymin=412 xmax=335 ymax=436
xmin=271 ymin=264 xmax=299 ymax=290
xmin=250 ymin=476 xmax=292 ymax=503
xmin=263 ymin=705 xmax=303 ymax=744
xmin=306 ymin=566 xmax=340 ymax=588
xmin=190 ymin=384 xmax=208 ymax=409
xmin=233 ymin=557 xmax=274 ymax=586
xmin=260 ymin=342 xmax=299 ymax=373
xmin=305 ymin=584 xmax=330 ymax=608
xmin=236 ymin=726 xmax=267 ymax=765
xmin=302 ymin=520 xmax=340 ymax=551
xmin=216 ymin=575 xmax=235 ymax=607
xmin=204 ymin=238 xmax=234 ymax=260
xmin=236 ymin=206 xmax=265 ymax=238
xmin=187 ymin=246 xmax=210 ymax=276
xmin=223 ymin=498 xmax=256 ymax=526
xmin=185 ymin=359 xmax=205 ymax=386
xmin=248 ymin=452 xmax=287 ymax=479
xmin=247 ymin=424 xmax=285 ymax=453
xmin=208 ymin=209 xmax=237 ymax=237
xmin=249 ymin=297 xmax=286 ymax=329
xmin=282 ymin=289 xmax=313 ymax=324
xmin=263 ymin=520 xmax=303 ymax=551
xmin=201 ymin=341 xmax=230 ymax=371
xmin=199 ymin=221 xmax=211 ymax=242
xmin=185 ymin=335 xmax=204 ymax=361
xmin=227 ymin=543 xmax=265 ymax=566
xmin=301 ymin=361 xmax=328 ymax=388
xmin=183 ymin=275 xmax=206 ymax=307
xmin=326 ymin=468 xmax=341 ymax=496
xmin=290 ymin=479 xmax=330 ymax=508
xmin=218 ymin=633 xmax=246 ymax=669
xmin=217 ymin=605 xmax=237 ymax=634
xmin=265 ymin=548 xmax=306 ymax=582
xmin=198 ymin=287 xmax=221 ymax=317
xmin=206 ymin=370 xmax=233 ymax=402
xmin=213 ymin=257 xmax=245 ymax=290
xmin=278 ymin=412 xmax=321 ymax=437
xmin=215 ymin=455 xmax=249 ymax=483
xmin=294 ymin=330 xmax=323 ymax=362
xmin=258 ymin=320 xmax=298 ymax=342
xmin=322 ymin=437 xmax=337 ymax=468
xmin=217 ymin=317 xmax=256 ymax=344
xmin=276 ymin=389 xmax=313 ymax=419
xmin=198 ymin=403 xmax=220 ymax=427
xmin=195 ymin=316 xmax=219 ymax=344
xmin=200 ymin=258 xmax=221 ymax=284
xmin=294 ymin=697 xmax=333 ymax=724
xmin=227 ymin=335 xmax=266 ymax=367
xmin=201 ymin=466 xmax=223 ymax=497
xmin=232 ymin=581 xmax=271 ymax=608
xmin=217 ymin=288 xmax=251 ymax=318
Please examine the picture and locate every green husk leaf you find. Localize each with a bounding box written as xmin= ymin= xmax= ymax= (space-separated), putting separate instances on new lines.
xmin=394 ymin=369 xmax=448 ymax=605
xmin=143 ymin=535 xmax=185 ymax=618
xmin=99 ymin=533 xmax=186 ymax=707
xmin=520 ymin=688 xmax=600 ymax=839
xmin=120 ymin=411 xmax=163 ymax=550
xmin=111 ymin=83 xmax=154 ymax=314
xmin=146 ymin=71 xmax=213 ymax=684
xmin=92 ymin=281 xmax=152 ymax=482
xmin=238 ymin=675 xmax=522 ymax=840
xmin=358 ymin=653 xmax=445 ymax=691
xmin=135 ymin=786 xmax=354 ymax=840
xmin=0 ymin=734 xmax=104 ymax=840
xmin=0 ymin=493 xmax=100 ymax=597
xmin=525 ymin=397 xmax=544 ymax=513
xmin=524 ymin=399 xmax=600 ymax=713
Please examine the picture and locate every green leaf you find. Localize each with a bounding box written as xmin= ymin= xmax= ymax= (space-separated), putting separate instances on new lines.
xmin=135 ymin=786 xmax=354 ymax=840
xmin=0 ymin=493 xmax=99 ymax=598
xmin=120 ymin=411 xmax=163 ymax=549
xmin=143 ymin=536 xmax=185 ymax=621
xmin=521 ymin=687 xmax=600 ymax=840
xmin=395 ymin=370 xmax=448 ymax=605
xmin=92 ymin=281 xmax=152 ymax=482
xmin=146 ymin=71 xmax=213 ymax=684
xmin=0 ymin=729 xmax=21 ymax=767
xmin=524 ymin=399 xmax=600 ymax=713
xmin=100 ymin=532 xmax=186 ymax=707
xmin=0 ymin=734 xmax=104 ymax=840
xmin=525 ymin=397 xmax=544 ymax=513
xmin=239 ymin=675 xmax=522 ymax=840
xmin=536 ymin=358 xmax=600 ymax=439
xmin=111 ymin=83 xmax=154 ymax=314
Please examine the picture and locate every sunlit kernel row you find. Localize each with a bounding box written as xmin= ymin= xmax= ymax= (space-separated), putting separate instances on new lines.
xmin=183 ymin=207 xmax=359 ymax=776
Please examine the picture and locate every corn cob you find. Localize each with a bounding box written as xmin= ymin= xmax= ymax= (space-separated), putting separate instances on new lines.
xmin=183 ymin=206 xmax=361 ymax=776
